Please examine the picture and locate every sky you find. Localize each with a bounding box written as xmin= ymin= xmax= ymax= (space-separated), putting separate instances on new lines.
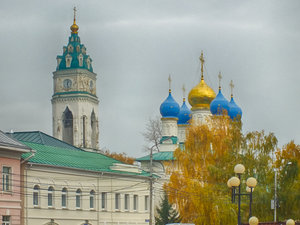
xmin=0 ymin=0 xmax=300 ymax=157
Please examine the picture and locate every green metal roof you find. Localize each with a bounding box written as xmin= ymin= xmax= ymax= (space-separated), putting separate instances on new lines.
xmin=12 ymin=131 xmax=151 ymax=177
xmin=136 ymin=151 xmax=175 ymax=161
xmin=10 ymin=131 xmax=82 ymax=151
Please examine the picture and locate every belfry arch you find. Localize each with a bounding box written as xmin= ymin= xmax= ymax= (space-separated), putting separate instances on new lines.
xmin=91 ymin=110 xmax=97 ymax=149
xmin=62 ymin=107 xmax=73 ymax=145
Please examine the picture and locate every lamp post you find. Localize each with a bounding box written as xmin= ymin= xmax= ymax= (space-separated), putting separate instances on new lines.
xmin=227 ymin=164 xmax=257 ymax=225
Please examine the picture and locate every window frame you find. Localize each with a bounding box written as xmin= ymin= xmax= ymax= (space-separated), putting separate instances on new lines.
xmin=2 ymin=215 xmax=10 ymax=225
xmin=124 ymin=194 xmax=130 ymax=211
xmin=48 ymin=186 xmax=54 ymax=207
xmin=61 ymin=187 xmax=68 ymax=208
xmin=101 ymin=192 xmax=107 ymax=210
xmin=133 ymin=195 xmax=138 ymax=211
xmin=33 ymin=185 xmax=40 ymax=207
xmin=90 ymin=190 xmax=95 ymax=209
xmin=145 ymin=195 xmax=149 ymax=211
xmin=115 ymin=193 xmax=120 ymax=211
xmin=2 ymin=166 xmax=12 ymax=192
xmin=75 ymin=189 xmax=82 ymax=209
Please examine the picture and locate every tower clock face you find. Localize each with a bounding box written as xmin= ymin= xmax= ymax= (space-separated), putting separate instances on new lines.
xmin=63 ymin=79 xmax=72 ymax=89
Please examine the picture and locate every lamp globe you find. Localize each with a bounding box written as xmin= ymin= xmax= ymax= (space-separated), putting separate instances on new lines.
xmin=286 ymin=219 xmax=295 ymax=225
xmin=246 ymin=177 xmax=257 ymax=188
xmin=234 ymin=164 xmax=245 ymax=174
xmin=249 ymin=216 xmax=259 ymax=225
xmin=229 ymin=177 xmax=240 ymax=187
xmin=227 ymin=179 xmax=232 ymax=188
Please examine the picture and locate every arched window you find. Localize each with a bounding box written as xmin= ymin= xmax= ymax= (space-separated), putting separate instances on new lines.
xmin=91 ymin=110 xmax=97 ymax=148
xmin=90 ymin=190 xmax=95 ymax=209
xmin=33 ymin=185 xmax=40 ymax=206
xmin=61 ymin=187 xmax=67 ymax=208
xmin=48 ymin=186 xmax=54 ymax=207
xmin=63 ymin=107 xmax=73 ymax=145
xmin=76 ymin=189 xmax=82 ymax=208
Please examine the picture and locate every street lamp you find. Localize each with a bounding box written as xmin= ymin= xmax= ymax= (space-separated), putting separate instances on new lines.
xmin=286 ymin=219 xmax=295 ymax=225
xmin=227 ymin=164 xmax=257 ymax=225
xmin=249 ymin=216 xmax=259 ymax=225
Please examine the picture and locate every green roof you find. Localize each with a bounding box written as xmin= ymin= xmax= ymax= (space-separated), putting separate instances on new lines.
xmin=12 ymin=131 xmax=151 ymax=177
xmin=136 ymin=151 xmax=175 ymax=161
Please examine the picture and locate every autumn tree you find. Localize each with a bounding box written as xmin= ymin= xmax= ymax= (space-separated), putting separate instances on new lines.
xmin=166 ymin=115 xmax=280 ymax=224
xmin=275 ymin=141 xmax=300 ymax=220
xmin=104 ymin=150 xmax=135 ymax=165
xmin=142 ymin=116 xmax=162 ymax=152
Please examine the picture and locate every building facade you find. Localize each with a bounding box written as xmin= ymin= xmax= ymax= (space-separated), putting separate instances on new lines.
xmin=0 ymin=131 xmax=31 ymax=225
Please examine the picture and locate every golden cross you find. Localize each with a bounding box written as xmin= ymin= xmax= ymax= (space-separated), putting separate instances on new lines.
xmin=230 ymin=80 xmax=234 ymax=97
xmin=218 ymin=71 xmax=222 ymax=89
xmin=168 ymin=74 xmax=172 ymax=91
xmin=199 ymin=51 xmax=205 ymax=80
xmin=73 ymin=6 xmax=77 ymax=23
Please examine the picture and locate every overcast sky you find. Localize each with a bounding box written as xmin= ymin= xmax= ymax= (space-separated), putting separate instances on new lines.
xmin=0 ymin=0 xmax=299 ymax=157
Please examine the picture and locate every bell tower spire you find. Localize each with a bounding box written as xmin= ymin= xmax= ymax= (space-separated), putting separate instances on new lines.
xmin=52 ymin=8 xmax=99 ymax=151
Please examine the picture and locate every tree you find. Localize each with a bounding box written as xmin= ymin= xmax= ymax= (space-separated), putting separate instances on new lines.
xmin=166 ymin=115 xmax=281 ymax=224
xmin=275 ymin=141 xmax=300 ymax=220
xmin=155 ymin=192 xmax=181 ymax=225
xmin=142 ymin=116 xmax=162 ymax=152
xmin=104 ymin=150 xmax=135 ymax=165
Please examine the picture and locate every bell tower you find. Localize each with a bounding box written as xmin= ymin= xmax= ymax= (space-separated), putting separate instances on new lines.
xmin=52 ymin=8 xmax=99 ymax=150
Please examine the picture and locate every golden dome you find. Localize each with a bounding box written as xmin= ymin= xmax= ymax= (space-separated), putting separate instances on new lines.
xmin=70 ymin=7 xmax=79 ymax=34
xmin=188 ymin=78 xmax=216 ymax=110
xmin=188 ymin=51 xmax=216 ymax=110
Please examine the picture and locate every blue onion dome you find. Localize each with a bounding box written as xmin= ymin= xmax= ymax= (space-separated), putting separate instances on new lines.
xmin=228 ymin=95 xmax=242 ymax=120
xmin=56 ymin=15 xmax=93 ymax=72
xmin=178 ymin=98 xmax=191 ymax=125
xmin=160 ymin=90 xmax=180 ymax=118
xmin=210 ymin=88 xmax=230 ymax=115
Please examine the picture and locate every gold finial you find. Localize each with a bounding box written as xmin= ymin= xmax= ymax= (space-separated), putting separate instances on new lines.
xmin=230 ymin=80 xmax=234 ymax=98
xmin=199 ymin=51 xmax=205 ymax=80
xmin=168 ymin=74 xmax=172 ymax=93
xmin=70 ymin=7 xmax=79 ymax=34
xmin=182 ymin=84 xmax=186 ymax=102
xmin=218 ymin=71 xmax=222 ymax=90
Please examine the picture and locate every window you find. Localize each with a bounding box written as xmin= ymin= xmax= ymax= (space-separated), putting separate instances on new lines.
xmin=2 ymin=216 xmax=10 ymax=225
xmin=124 ymin=194 xmax=129 ymax=211
xmin=2 ymin=167 xmax=11 ymax=191
xmin=33 ymin=185 xmax=40 ymax=206
xmin=115 ymin=193 xmax=120 ymax=210
xmin=76 ymin=189 xmax=81 ymax=208
xmin=90 ymin=190 xmax=95 ymax=209
xmin=61 ymin=188 xmax=67 ymax=208
xmin=101 ymin=192 xmax=107 ymax=209
xmin=145 ymin=195 xmax=149 ymax=211
xmin=48 ymin=186 xmax=54 ymax=207
xmin=133 ymin=195 xmax=138 ymax=211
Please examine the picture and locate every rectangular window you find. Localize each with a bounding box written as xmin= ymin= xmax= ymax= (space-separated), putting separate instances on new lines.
xmin=62 ymin=194 xmax=67 ymax=207
xmin=2 ymin=216 xmax=10 ymax=225
xmin=124 ymin=194 xmax=129 ymax=211
xmin=48 ymin=193 xmax=53 ymax=206
xmin=145 ymin=195 xmax=149 ymax=211
xmin=101 ymin=192 xmax=107 ymax=209
xmin=115 ymin=193 xmax=120 ymax=210
xmin=2 ymin=167 xmax=11 ymax=191
xmin=76 ymin=195 xmax=81 ymax=208
xmin=133 ymin=195 xmax=138 ymax=211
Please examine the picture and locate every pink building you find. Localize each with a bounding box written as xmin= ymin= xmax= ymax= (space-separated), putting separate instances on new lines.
xmin=0 ymin=131 xmax=31 ymax=225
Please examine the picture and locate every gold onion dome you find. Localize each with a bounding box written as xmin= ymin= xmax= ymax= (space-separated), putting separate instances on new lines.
xmin=70 ymin=7 xmax=79 ymax=34
xmin=188 ymin=52 xmax=216 ymax=110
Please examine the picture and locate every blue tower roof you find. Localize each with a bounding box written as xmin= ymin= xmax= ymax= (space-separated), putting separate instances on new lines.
xmin=160 ymin=91 xmax=180 ymax=118
xmin=228 ymin=96 xmax=242 ymax=120
xmin=56 ymin=20 xmax=93 ymax=72
xmin=210 ymin=89 xmax=229 ymax=115
xmin=178 ymin=99 xmax=191 ymax=125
